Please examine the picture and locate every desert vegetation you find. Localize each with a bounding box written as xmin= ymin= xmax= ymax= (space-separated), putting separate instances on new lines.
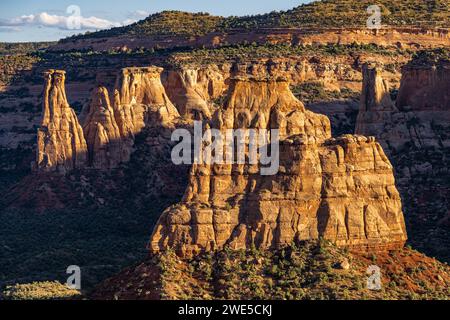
xmin=169 ymin=42 xmax=408 ymax=67
xmin=1 ymin=281 xmax=80 ymax=300
xmin=92 ymin=240 xmax=450 ymax=300
xmin=62 ymin=0 xmax=449 ymax=42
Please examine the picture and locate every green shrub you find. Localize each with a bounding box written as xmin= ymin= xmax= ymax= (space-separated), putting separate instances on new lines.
xmin=1 ymin=281 xmax=81 ymax=300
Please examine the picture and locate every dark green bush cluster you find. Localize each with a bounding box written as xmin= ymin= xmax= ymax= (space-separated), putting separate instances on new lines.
xmin=291 ymin=82 xmax=359 ymax=104
xmin=0 ymin=42 xmax=53 ymax=56
xmin=409 ymin=48 xmax=450 ymax=66
xmin=169 ymin=42 xmax=404 ymax=67
xmin=0 ymin=54 xmax=40 ymax=86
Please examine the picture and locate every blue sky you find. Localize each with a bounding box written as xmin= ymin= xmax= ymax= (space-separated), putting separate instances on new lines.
xmin=0 ymin=0 xmax=311 ymax=42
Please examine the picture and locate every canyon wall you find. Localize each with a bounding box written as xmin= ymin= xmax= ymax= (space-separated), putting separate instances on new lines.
xmin=52 ymin=27 xmax=450 ymax=52
xmin=160 ymin=54 xmax=403 ymax=121
xmin=356 ymin=55 xmax=450 ymax=151
xmin=150 ymin=62 xmax=407 ymax=257
xmin=396 ymin=60 xmax=450 ymax=112
xmin=0 ymin=46 xmax=410 ymax=152
xmin=355 ymin=51 xmax=450 ymax=261
xmin=33 ymin=61 xmax=417 ymax=256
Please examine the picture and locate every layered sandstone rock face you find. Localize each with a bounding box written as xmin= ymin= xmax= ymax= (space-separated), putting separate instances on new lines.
xmin=396 ymin=59 xmax=450 ymax=112
xmin=36 ymin=70 xmax=88 ymax=173
xmin=164 ymin=66 xmax=229 ymax=120
xmin=162 ymin=56 xmax=390 ymax=108
xmin=356 ymin=55 xmax=450 ymax=151
xmin=36 ymin=66 xmax=180 ymax=172
xmin=114 ymin=67 xmax=180 ymax=136
xmin=150 ymin=62 xmax=407 ymax=257
xmin=83 ymin=86 xmax=123 ymax=169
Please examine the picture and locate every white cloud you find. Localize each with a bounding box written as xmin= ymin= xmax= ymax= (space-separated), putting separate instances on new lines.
xmin=132 ymin=10 xmax=149 ymax=18
xmin=121 ymin=19 xmax=137 ymax=26
xmin=120 ymin=10 xmax=150 ymax=26
xmin=0 ymin=12 xmax=134 ymax=31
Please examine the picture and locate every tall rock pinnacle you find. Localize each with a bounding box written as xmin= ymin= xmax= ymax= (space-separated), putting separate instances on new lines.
xmin=355 ymin=63 xmax=397 ymax=137
xmin=36 ymin=66 xmax=182 ymax=172
xmin=356 ymin=54 xmax=450 ymax=151
xmin=83 ymin=86 xmax=123 ymax=169
xmin=36 ymin=70 xmax=88 ymax=173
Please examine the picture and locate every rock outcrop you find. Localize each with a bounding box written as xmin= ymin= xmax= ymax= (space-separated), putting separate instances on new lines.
xmin=36 ymin=70 xmax=88 ymax=173
xmin=355 ymin=50 xmax=450 ymax=263
xmin=355 ymin=63 xmax=397 ymax=137
xmin=150 ymin=62 xmax=407 ymax=257
xmin=164 ymin=66 xmax=228 ymax=120
xmin=114 ymin=67 xmax=180 ymax=137
xmin=356 ymin=52 xmax=450 ymax=151
xmin=83 ymin=86 xmax=123 ymax=169
xmin=36 ymin=66 xmax=181 ymax=172
xmin=396 ymin=57 xmax=450 ymax=112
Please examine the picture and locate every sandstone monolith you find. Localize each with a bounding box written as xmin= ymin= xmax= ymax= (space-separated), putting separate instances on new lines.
xmin=150 ymin=61 xmax=407 ymax=257
xmin=114 ymin=67 xmax=180 ymax=139
xmin=83 ymin=86 xmax=123 ymax=169
xmin=36 ymin=70 xmax=88 ymax=173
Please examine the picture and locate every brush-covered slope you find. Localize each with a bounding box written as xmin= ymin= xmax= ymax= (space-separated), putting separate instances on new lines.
xmin=70 ymin=11 xmax=223 ymax=40
xmin=226 ymin=0 xmax=450 ymax=29
xmin=91 ymin=240 xmax=450 ymax=300
xmin=63 ymin=0 xmax=450 ymax=42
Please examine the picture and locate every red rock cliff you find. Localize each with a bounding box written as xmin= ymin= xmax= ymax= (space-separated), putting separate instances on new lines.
xmin=37 ymin=66 xmax=181 ymax=172
xmin=36 ymin=70 xmax=88 ymax=173
xmin=150 ymin=62 xmax=407 ymax=257
xmin=396 ymin=59 xmax=450 ymax=112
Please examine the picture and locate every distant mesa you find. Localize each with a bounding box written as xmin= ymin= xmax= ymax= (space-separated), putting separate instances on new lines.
xmin=51 ymin=1 xmax=450 ymax=52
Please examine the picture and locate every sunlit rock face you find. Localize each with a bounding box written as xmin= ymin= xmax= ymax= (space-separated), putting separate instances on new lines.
xmin=150 ymin=61 xmax=407 ymax=257
xmin=36 ymin=70 xmax=88 ymax=173
xmin=163 ymin=66 xmax=228 ymax=120
xmin=113 ymin=67 xmax=180 ymax=137
xmin=83 ymin=86 xmax=123 ymax=169
xmin=36 ymin=66 xmax=181 ymax=172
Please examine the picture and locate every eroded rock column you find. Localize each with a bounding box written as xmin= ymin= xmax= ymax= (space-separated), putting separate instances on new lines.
xmin=36 ymin=70 xmax=88 ymax=173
